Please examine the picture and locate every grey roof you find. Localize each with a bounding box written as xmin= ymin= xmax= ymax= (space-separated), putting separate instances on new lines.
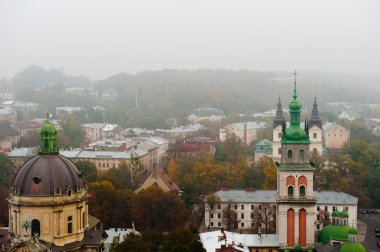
xmin=60 ymin=150 xmax=147 ymax=159
xmin=211 ymin=189 xmax=358 ymax=205
xmin=213 ymin=189 xmax=277 ymax=204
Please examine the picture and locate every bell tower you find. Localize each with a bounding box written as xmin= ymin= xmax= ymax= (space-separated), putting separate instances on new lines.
xmin=273 ymin=97 xmax=286 ymax=161
xmin=276 ymin=71 xmax=316 ymax=251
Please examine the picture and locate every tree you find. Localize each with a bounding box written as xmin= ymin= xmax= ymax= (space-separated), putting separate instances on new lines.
xmin=252 ymin=203 xmax=275 ymax=234
xmin=113 ymin=233 xmax=148 ymax=252
xmin=222 ymin=203 xmax=238 ymax=231
xmin=0 ymin=154 xmax=14 ymax=189
xmin=132 ymin=186 xmax=186 ymax=233
xmin=61 ymin=115 xmax=83 ymax=148
xmin=99 ymin=161 xmax=132 ymax=190
xmin=163 ymin=228 xmax=206 ymax=252
xmin=76 ymin=160 xmax=98 ymax=182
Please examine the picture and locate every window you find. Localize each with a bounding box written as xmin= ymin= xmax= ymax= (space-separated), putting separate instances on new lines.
xmin=317 ymin=224 xmax=320 ymax=230
xmin=234 ymin=205 xmax=237 ymax=210
xmin=325 ymin=206 xmax=328 ymax=211
xmin=218 ymin=213 xmax=221 ymax=219
xmin=251 ymin=213 xmax=254 ymax=219
xmin=67 ymin=216 xmax=73 ymax=234
xmin=313 ymin=133 xmax=317 ymax=139
xmin=288 ymin=186 xmax=294 ymax=197
xmin=251 ymin=205 xmax=254 ymax=210
xmin=258 ymin=205 xmax=262 ymax=210
xmin=251 ymin=223 xmax=254 ymax=227
xmin=345 ymin=207 xmax=348 ymax=211
xmin=333 ymin=206 xmax=336 ymax=211
xmin=241 ymin=205 xmax=244 ymax=210
xmin=218 ymin=204 xmax=221 ymax=209
xmin=210 ymin=213 xmax=214 ymax=219
xmin=317 ymin=206 xmax=320 ymax=211
xmin=288 ymin=150 xmax=293 ymax=159
xmin=300 ymin=149 xmax=305 ymax=161
xmin=241 ymin=214 xmax=244 ymax=219
xmin=218 ymin=222 xmax=221 ymax=227
xmin=278 ymin=148 xmax=281 ymax=154
xmin=241 ymin=223 xmax=244 ymax=227
xmin=210 ymin=222 xmax=214 ymax=227
xmin=299 ymin=185 xmax=306 ymax=197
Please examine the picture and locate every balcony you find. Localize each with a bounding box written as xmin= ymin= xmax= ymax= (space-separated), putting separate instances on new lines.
xmin=277 ymin=195 xmax=317 ymax=203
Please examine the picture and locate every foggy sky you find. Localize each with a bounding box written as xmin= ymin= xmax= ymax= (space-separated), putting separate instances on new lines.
xmin=1 ymin=0 xmax=379 ymax=80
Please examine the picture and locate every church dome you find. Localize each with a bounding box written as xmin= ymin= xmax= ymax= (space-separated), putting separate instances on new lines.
xmin=318 ymin=225 xmax=356 ymax=243
xmin=340 ymin=242 xmax=366 ymax=252
xmin=11 ymin=154 xmax=86 ymax=196
xmin=10 ymin=120 xmax=86 ymax=197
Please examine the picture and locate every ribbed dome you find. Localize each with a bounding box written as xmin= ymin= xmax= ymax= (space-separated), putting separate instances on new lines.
xmin=11 ymin=154 xmax=86 ymax=197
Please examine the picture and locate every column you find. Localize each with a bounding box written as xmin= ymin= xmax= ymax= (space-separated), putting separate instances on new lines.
xmin=294 ymin=209 xmax=299 ymax=245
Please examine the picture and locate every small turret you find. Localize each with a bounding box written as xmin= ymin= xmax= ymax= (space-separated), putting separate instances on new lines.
xmin=39 ymin=120 xmax=59 ymax=154
xmin=273 ymin=97 xmax=286 ymax=129
xmin=309 ymin=97 xmax=322 ymax=129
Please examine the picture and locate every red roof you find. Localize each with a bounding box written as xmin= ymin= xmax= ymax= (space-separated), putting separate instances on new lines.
xmin=154 ymin=167 xmax=180 ymax=192
xmin=170 ymin=142 xmax=211 ymax=153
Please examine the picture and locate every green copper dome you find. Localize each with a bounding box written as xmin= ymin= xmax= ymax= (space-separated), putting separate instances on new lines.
xmin=348 ymin=228 xmax=358 ymax=235
xmin=340 ymin=242 xmax=366 ymax=252
xmin=318 ymin=225 xmax=356 ymax=243
xmin=39 ymin=121 xmax=59 ymax=154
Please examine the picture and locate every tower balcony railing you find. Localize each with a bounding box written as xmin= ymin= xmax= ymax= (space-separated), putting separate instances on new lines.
xmin=276 ymin=195 xmax=317 ymax=203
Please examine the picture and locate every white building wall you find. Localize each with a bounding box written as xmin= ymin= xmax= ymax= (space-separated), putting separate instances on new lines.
xmin=272 ymin=126 xmax=282 ymax=161
xmin=309 ymin=126 xmax=323 ymax=155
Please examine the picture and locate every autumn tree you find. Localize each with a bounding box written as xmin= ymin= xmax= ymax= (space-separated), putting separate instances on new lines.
xmin=113 ymin=233 xmax=148 ymax=252
xmin=163 ymin=228 xmax=206 ymax=252
xmin=99 ymin=161 xmax=132 ymax=190
xmin=132 ymin=186 xmax=186 ymax=233
xmin=254 ymin=156 xmax=276 ymax=190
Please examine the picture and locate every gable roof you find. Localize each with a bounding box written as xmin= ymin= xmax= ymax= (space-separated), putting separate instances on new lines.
xmin=136 ymin=167 xmax=179 ymax=193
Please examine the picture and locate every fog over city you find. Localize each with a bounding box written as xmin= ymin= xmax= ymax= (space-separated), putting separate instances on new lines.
xmin=1 ymin=0 xmax=380 ymax=79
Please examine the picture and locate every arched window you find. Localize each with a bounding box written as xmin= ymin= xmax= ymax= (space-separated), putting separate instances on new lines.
xmin=299 ymin=185 xmax=306 ymax=197
xmin=313 ymin=148 xmax=317 ymax=155
xmin=288 ymin=150 xmax=293 ymax=160
xmin=299 ymin=149 xmax=305 ymax=161
xmin=31 ymin=219 xmax=40 ymax=237
xmin=288 ymin=186 xmax=294 ymax=197
xmin=313 ymin=133 xmax=317 ymax=139
xmin=67 ymin=216 xmax=73 ymax=234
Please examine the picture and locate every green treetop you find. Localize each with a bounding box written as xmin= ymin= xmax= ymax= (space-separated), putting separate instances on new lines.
xmin=39 ymin=121 xmax=59 ymax=154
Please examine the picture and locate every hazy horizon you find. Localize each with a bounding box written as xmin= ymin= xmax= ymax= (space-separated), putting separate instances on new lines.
xmin=1 ymin=0 xmax=379 ymax=80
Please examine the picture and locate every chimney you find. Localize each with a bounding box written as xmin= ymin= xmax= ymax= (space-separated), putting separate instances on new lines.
xmin=335 ymin=188 xmax=341 ymax=192
xmin=317 ymin=188 xmax=321 ymax=192
xmin=243 ymin=122 xmax=247 ymax=145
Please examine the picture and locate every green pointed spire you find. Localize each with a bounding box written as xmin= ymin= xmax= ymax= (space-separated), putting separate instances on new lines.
xmin=39 ymin=120 xmax=59 ymax=154
xmin=281 ymin=70 xmax=310 ymax=144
